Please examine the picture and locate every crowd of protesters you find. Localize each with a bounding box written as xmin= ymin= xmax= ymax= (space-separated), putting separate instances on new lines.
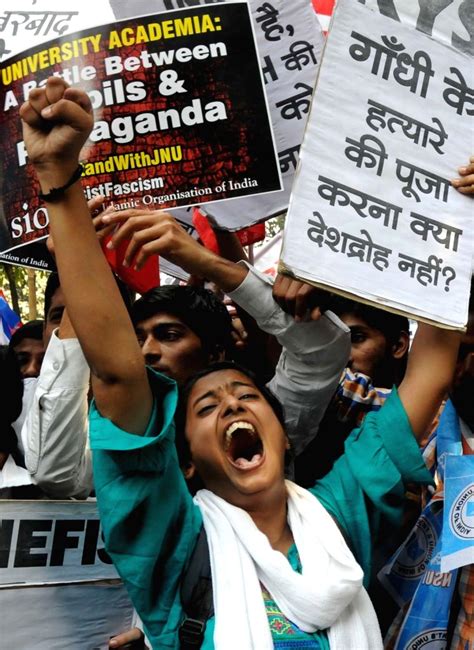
xmin=0 ymin=74 xmax=472 ymax=650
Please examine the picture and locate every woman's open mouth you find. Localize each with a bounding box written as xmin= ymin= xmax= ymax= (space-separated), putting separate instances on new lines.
xmin=224 ymin=421 xmax=265 ymax=470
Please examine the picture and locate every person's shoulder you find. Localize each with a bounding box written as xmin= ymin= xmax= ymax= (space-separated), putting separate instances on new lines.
xmin=89 ymin=369 xmax=177 ymax=453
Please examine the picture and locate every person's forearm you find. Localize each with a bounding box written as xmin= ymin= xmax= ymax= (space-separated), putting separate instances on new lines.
xmin=205 ymin=254 xmax=248 ymax=292
xmin=398 ymin=322 xmax=460 ymax=440
xmin=212 ymin=228 xmax=248 ymax=264
xmin=177 ymin=242 xmax=248 ymax=292
xmin=58 ymin=306 xmax=76 ymax=340
xmin=101 ymin=208 xmax=249 ymax=291
xmin=35 ymin=178 xmax=142 ymax=384
xmin=22 ymin=78 xmax=152 ymax=434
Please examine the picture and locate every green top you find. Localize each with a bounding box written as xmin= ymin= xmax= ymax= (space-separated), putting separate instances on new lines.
xmin=263 ymin=544 xmax=328 ymax=649
xmin=90 ymin=369 xmax=432 ymax=649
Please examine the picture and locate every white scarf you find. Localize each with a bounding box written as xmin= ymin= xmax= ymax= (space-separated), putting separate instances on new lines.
xmin=194 ymin=480 xmax=382 ymax=649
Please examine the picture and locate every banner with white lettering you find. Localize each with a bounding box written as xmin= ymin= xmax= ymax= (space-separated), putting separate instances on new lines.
xmin=110 ymin=0 xmax=325 ymax=231
xmin=281 ymin=0 xmax=473 ymax=330
xmin=0 ymin=1 xmax=281 ymax=270
xmin=0 ymin=1 xmax=115 ymax=272
xmin=0 ymin=500 xmax=119 ymax=585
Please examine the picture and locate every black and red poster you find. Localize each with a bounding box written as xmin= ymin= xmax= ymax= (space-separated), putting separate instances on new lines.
xmin=0 ymin=1 xmax=281 ymax=270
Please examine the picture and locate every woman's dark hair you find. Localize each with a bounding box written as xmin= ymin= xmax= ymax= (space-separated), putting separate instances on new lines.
xmin=174 ymin=361 xmax=287 ymax=492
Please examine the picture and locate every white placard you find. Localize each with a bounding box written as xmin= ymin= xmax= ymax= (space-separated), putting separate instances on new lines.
xmin=0 ymin=500 xmax=120 ymax=586
xmin=0 ymin=0 xmax=114 ymax=59
xmin=317 ymin=0 xmax=473 ymax=57
xmin=281 ymin=0 xmax=473 ymax=329
xmin=0 ymin=500 xmax=134 ymax=649
xmin=203 ymin=0 xmax=324 ymax=229
xmin=362 ymin=0 xmax=473 ymax=56
xmin=162 ymin=207 xmax=197 ymax=280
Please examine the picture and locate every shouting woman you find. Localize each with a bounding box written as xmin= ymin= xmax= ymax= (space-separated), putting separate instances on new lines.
xmin=20 ymin=77 xmax=462 ymax=649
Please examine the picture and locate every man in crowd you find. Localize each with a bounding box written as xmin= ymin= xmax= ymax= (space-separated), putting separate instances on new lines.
xmin=295 ymin=298 xmax=410 ymax=486
xmin=8 ymin=270 xmax=67 ymax=382
xmin=9 ymin=319 xmax=44 ymax=379
xmin=333 ymin=298 xmax=410 ymax=390
xmin=0 ymin=276 xmax=67 ymax=495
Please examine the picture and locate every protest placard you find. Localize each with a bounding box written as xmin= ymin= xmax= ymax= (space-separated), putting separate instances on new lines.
xmin=0 ymin=1 xmax=114 ymax=271
xmin=0 ymin=500 xmax=134 ymax=649
xmin=0 ymin=1 xmax=114 ymax=61
xmin=313 ymin=0 xmax=473 ymax=57
xmin=281 ymin=0 xmax=473 ymax=330
xmin=360 ymin=0 xmax=473 ymax=57
xmin=442 ymin=455 xmax=474 ymax=572
xmin=0 ymin=1 xmax=281 ymax=270
xmin=111 ymin=0 xmax=325 ymax=231
xmin=0 ymin=500 xmax=119 ymax=584
xmin=203 ymin=0 xmax=324 ymax=229
xmin=162 ymin=206 xmax=198 ymax=280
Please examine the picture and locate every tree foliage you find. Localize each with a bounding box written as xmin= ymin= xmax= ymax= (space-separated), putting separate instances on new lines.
xmin=264 ymin=213 xmax=286 ymax=241
xmin=0 ymin=264 xmax=48 ymax=322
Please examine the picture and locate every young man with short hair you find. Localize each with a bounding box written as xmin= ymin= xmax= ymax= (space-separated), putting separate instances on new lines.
xmin=130 ymin=285 xmax=235 ymax=385
xmin=333 ymin=298 xmax=410 ymax=389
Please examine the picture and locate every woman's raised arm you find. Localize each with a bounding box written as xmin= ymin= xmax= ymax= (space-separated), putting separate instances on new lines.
xmin=20 ymin=76 xmax=152 ymax=435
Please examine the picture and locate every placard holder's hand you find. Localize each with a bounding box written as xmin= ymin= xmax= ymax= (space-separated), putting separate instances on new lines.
xmin=272 ymin=274 xmax=330 ymax=322
xmin=451 ymin=156 xmax=474 ymax=195
xmin=109 ymin=626 xmax=147 ymax=649
xmin=101 ymin=208 xmax=247 ymax=293
xmin=102 ymin=209 xmax=212 ymax=275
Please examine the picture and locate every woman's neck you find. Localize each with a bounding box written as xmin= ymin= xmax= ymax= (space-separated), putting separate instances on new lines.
xmin=247 ymin=486 xmax=294 ymax=555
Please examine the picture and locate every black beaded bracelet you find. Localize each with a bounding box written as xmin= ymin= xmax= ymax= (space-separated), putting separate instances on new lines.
xmin=38 ymin=164 xmax=83 ymax=202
